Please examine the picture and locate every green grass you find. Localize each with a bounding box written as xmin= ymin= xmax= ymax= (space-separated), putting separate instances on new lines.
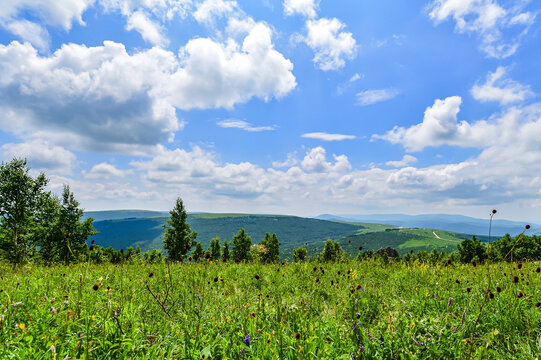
xmin=0 ymin=260 xmax=538 ymax=359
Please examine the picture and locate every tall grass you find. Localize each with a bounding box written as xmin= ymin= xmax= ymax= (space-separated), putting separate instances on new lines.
xmin=0 ymin=258 xmax=538 ymax=359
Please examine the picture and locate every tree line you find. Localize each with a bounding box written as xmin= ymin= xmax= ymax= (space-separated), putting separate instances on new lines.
xmin=1 ymin=158 xmax=539 ymax=265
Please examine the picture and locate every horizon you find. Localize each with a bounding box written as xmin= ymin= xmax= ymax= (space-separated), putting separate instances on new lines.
xmin=1 ymin=1 xmax=540 ymax=221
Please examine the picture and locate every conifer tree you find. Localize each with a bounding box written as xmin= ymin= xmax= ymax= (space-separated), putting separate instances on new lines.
xmin=163 ymin=197 xmax=197 ymax=262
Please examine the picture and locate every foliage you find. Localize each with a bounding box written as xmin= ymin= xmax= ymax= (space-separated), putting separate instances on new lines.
xmin=222 ymin=240 xmax=230 ymax=262
xmin=457 ymin=236 xmax=486 ymax=264
xmin=259 ymin=232 xmax=280 ymax=263
xmin=192 ymin=242 xmax=204 ymax=262
xmin=490 ymin=233 xmax=541 ymax=261
xmin=162 ymin=197 xmax=197 ymax=262
xmin=0 ymin=158 xmax=48 ymax=263
xmin=208 ymin=236 xmax=221 ymax=261
xmin=319 ymin=239 xmax=345 ymax=262
xmin=231 ymin=228 xmax=252 ymax=262
xmin=292 ymin=246 xmax=307 ymax=262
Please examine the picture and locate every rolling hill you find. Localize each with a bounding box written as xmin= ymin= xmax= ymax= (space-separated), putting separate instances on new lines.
xmin=86 ymin=211 xmax=484 ymax=259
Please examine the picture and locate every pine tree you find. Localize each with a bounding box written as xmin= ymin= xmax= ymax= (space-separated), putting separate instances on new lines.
xmin=163 ymin=197 xmax=197 ymax=262
xmin=209 ymin=236 xmax=221 ymax=261
xmin=231 ymin=228 xmax=252 ymax=262
xmin=260 ymin=232 xmax=280 ymax=263
xmin=222 ymin=240 xmax=230 ymax=262
xmin=192 ymin=242 xmax=204 ymax=262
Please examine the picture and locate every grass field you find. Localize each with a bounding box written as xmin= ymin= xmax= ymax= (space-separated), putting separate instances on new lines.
xmin=0 ymin=259 xmax=538 ymax=359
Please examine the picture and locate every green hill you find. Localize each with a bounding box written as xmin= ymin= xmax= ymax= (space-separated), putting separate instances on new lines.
xmin=88 ymin=212 xmax=479 ymax=259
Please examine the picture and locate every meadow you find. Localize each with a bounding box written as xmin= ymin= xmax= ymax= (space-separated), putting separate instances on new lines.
xmin=0 ymin=259 xmax=539 ymax=359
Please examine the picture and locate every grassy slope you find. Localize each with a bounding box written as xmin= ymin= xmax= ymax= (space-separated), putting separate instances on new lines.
xmin=89 ymin=213 xmax=484 ymax=258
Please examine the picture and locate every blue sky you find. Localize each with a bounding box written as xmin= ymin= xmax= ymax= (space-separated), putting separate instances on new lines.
xmin=0 ymin=0 xmax=540 ymax=221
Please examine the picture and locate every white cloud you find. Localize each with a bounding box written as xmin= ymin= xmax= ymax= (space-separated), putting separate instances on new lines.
xmin=217 ymin=119 xmax=275 ymax=132
xmin=83 ymin=162 xmax=131 ymax=179
xmin=3 ymin=19 xmax=50 ymax=52
xmin=427 ymin=0 xmax=536 ymax=58
xmin=301 ymin=147 xmax=351 ymax=173
xmin=471 ymin=66 xmax=534 ymax=105
xmin=126 ymin=10 xmax=168 ymax=47
xmin=272 ymin=152 xmax=298 ymax=168
xmin=1 ymin=140 xmax=76 ymax=175
xmin=0 ymin=29 xmax=295 ymax=153
xmin=283 ymin=0 xmax=318 ymax=18
xmin=301 ymin=18 xmax=357 ymax=71
xmin=356 ymin=88 xmax=399 ymax=106
xmin=0 ymin=0 xmax=94 ymax=51
xmin=374 ymin=95 xmax=532 ymax=153
xmin=386 ymin=155 xmax=418 ymax=168
xmin=193 ymin=0 xmax=238 ymax=24
xmin=301 ymin=132 xmax=356 ymax=141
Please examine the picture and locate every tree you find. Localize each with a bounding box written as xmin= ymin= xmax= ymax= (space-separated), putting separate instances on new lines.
xmin=260 ymin=232 xmax=280 ymax=263
xmin=320 ymin=239 xmax=344 ymax=262
xmin=457 ymin=236 xmax=486 ymax=264
xmin=292 ymin=247 xmax=307 ymax=262
xmin=163 ymin=197 xmax=197 ymax=262
xmin=208 ymin=236 xmax=221 ymax=261
xmin=222 ymin=240 xmax=230 ymax=262
xmin=192 ymin=242 xmax=204 ymax=262
xmin=231 ymin=228 xmax=252 ymax=262
xmin=0 ymin=158 xmax=48 ymax=263
xmin=34 ymin=185 xmax=96 ymax=263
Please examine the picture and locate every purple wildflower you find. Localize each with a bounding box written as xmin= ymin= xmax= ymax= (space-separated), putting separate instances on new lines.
xmin=448 ymin=297 xmax=453 ymax=306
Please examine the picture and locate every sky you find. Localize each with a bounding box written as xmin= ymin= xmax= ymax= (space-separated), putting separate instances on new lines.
xmin=0 ymin=0 xmax=540 ymax=221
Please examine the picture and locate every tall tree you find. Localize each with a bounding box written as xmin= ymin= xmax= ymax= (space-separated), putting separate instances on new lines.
xmin=163 ymin=197 xmax=197 ymax=262
xmin=292 ymin=247 xmax=307 ymax=262
xmin=208 ymin=236 xmax=221 ymax=261
xmin=0 ymin=158 xmax=47 ymax=263
xmin=192 ymin=242 xmax=204 ymax=262
xmin=260 ymin=232 xmax=280 ymax=263
xmin=231 ymin=228 xmax=252 ymax=262
xmin=222 ymin=240 xmax=230 ymax=262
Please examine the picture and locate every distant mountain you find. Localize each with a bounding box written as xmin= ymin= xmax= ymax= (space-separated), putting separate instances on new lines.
xmin=84 ymin=210 xmax=168 ymax=222
xmin=316 ymin=213 xmax=539 ymax=237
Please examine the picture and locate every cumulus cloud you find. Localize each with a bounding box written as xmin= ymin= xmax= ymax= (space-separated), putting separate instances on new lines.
xmin=0 ymin=30 xmax=295 ymax=152
xmin=1 ymin=140 xmax=76 ymax=175
xmin=283 ymin=0 xmax=319 ymax=18
xmin=301 ymin=147 xmax=351 ymax=173
xmin=386 ymin=155 xmax=418 ymax=168
xmin=373 ymin=96 xmax=514 ymax=151
xmin=217 ymin=119 xmax=275 ymax=132
xmin=427 ymin=0 xmax=536 ymax=58
xmin=301 ymin=132 xmax=356 ymax=141
xmin=300 ymin=18 xmax=357 ymax=71
xmin=0 ymin=0 xmax=94 ymax=51
xmin=356 ymin=88 xmax=399 ymax=106
xmin=471 ymin=66 xmax=534 ymax=105
xmin=83 ymin=162 xmax=131 ymax=179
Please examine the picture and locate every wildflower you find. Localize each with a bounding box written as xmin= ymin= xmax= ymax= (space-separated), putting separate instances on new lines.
xmin=496 ymin=286 xmax=501 ymax=293
xmin=517 ymin=292 xmax=524 ymax=298
xmin=188 ymin=257 xmax=192 ymax=262
xmin=525 ymin=224 xmax=530 ymax=229
xmin=92 ymin=284 xmax=99 ymax=291
xmin=12 ymin=302 xmax=23 ymax=308
xmin=243 ymin=334 xmax=250 ymax=347
xmin=240 ymin=349 xmax=246 ymax=355
xmin=517 ymin=263 xmax=522 ymax=269
xmin=472 ymin=261 xmax=477 ymax=267
xmin=295 ymin=332 xmax=301 ymax=340
xmin=91 ymin=239 xmax=95 ymax=244
xmin=448 ymin=297 xmax=453 ymax=306
xmin=17 ymin=323 xmax=25 ymax=330
xmin=89 ymin=245 xmax=94 ymax=251
xmin=356 ymin=313 xmax=361 ymax=319
xmin=489 ymin=292 xmax=494 ymax=299
xmin=513 ymin=276 xmax=519 ymax=283
xmin=536 ymin=267 xmax=540 ymax=273
xmin=148 ymin=272 xmax=154 ymax=278
xmin=65 ymin=233 xmax=69 ymax=238
xmin=49 ymin=307 xmax=56 ymax=313
xmin=105 ymin=286 xmax=111 ymax=292
xmin=456 ymin=280 xmax=460 ymax=284
xmin=213 ymin=277 xmax=218 ymax=282
xmin=315 ymin=278 xmax=320 ymax=283
xmin=492 ymin=209 xmax=497 ymax=214
xmin=536 ymin=302 xmax=540 ymax=308
xmin=254 ymin=274 xmax=260 ymax=280
xmin=120 ymin=249 xmax=124 ymax=254
xmin=359 ymin=246 xmax=363 ymax=251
